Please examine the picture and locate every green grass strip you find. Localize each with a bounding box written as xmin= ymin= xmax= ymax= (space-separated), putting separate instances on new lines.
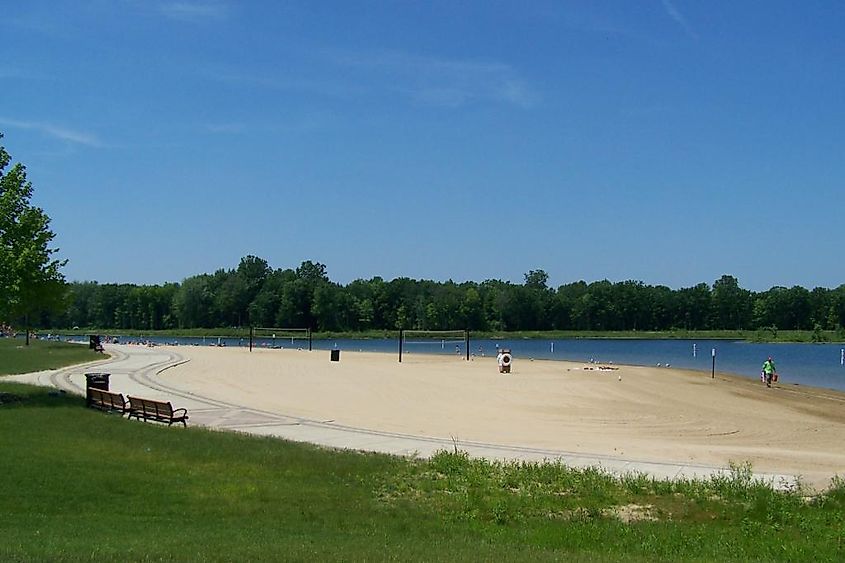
xmin=1 ymin=382 xmax=844 ymax=561
xmin=0 ymin=338 xmax=104 ymax=376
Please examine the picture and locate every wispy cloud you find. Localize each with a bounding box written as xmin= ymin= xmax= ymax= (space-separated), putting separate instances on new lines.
xmin=0 ymin=66 xmax=50 ymax=81
xmin=202 ymin=122 xmax=245 ymax=134
xmin=203 ymin=48 xmax=537 ymax=110
xmin=0 ymin=68 xmax=23 ymax=80
xmin=661 ymin=0 xmax=698 ymax=40
xmin=327 ymin=49 xmax=538 ymax=109
xmin=203 ymin=68 xmax=369 ymax=99
xmin=199 ymin=113 xmax=332 ymax=136
xmin=159 ymin=1 xmax=228 ymax=23
xmin=0 ymin=118 xmax=102 ymax=147
xmin=6 ymin=9 xmax=67 ymax=37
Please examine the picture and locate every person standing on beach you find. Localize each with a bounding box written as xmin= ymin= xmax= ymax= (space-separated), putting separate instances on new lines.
xmin=762 ymin=356 xmax=777 ymax=388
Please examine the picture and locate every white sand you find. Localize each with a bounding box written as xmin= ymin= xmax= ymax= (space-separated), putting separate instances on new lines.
xmin=157 ymin=345 xmax=845 ymax=489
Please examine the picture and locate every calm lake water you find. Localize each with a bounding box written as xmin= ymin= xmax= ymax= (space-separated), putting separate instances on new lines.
xmin=66 ymin=334 xmax=845 ymax=393
xmin=326 ymin=337 xmax=845 ymax=392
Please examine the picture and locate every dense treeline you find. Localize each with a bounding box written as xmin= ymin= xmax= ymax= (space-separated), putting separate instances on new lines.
xmin=41 ymin=256 xmax=845 ymax=335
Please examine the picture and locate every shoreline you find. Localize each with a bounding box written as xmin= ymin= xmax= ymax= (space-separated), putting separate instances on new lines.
xmin=29 ymin=329 xmax=845 ymax=345
xmin=152 ymin=345 xmax=845 ymax=490
xmin=34 ymin=333 xmax=845 ymax=393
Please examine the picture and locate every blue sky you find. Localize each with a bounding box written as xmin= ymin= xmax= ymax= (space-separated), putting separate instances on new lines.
xmin=2 ymin=1 xmax=843 ymax=291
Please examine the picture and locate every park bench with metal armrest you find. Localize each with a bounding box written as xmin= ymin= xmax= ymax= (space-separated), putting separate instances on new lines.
xmin=127 ymin=396 xmax=189 ymax=427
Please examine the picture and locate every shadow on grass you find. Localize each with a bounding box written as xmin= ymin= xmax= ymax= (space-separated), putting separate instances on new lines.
xmin=0 ymin=381 xmax=83 ymax=409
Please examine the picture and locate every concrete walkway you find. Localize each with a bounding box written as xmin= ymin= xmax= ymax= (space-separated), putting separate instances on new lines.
xmin=7 ymin=344 xmax=799 ymax=489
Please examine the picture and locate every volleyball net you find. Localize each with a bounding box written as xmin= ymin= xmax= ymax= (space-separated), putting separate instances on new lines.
xmin=398 ymin=329 xmax=469 ymax=362
xmin=249 ymin=327 xmax=312 ymax=351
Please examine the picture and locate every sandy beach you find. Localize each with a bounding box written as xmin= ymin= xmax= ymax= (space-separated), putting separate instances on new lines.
xmin=152 ymin=345 xmax=845 ymax=489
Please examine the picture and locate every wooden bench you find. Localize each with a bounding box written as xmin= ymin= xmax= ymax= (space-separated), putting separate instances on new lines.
xmin=127 ymin=396 xmax=189 ymax=427
xmin=87 ymin=388 xmax=128 ymax=414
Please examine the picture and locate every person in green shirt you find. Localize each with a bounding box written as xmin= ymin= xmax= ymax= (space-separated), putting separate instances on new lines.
xmin=762 ymin=356 xmax=777 ymax=388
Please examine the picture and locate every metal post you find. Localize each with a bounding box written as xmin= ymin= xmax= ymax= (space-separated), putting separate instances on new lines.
xmin=711 ymin=348 xmax=716 ymax=379
xmin=465 ymin=330 xmax=470 ymax=361
xmin=398 ymin=329 xmax=403 ymax=363
xmin=308 ymin=329 xmax=313 ymax=351
xmin=249 ymin=326 xmax=253 ymax=352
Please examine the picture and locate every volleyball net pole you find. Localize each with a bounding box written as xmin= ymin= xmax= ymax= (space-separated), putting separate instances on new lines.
xmin=466 ymin=329 xmax=470 ymax=362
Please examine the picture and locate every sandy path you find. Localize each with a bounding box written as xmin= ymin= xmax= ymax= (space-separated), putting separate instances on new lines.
xmin=155 ymin=345 xmax=845 ymax=488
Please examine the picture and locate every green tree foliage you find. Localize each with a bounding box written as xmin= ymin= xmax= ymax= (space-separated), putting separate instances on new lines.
xmin=523 ymin=269 xmax=549 ymax=290
xmin=710 ymin=275 xmax=752 ymax=330
xmin=0 ymin=134 xmax=67 ymax=341
xmin=37 ymin=257 xmax=845 ymax=335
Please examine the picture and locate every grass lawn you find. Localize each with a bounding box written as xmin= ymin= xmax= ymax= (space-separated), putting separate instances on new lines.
xmin=1 ymin=381 xmax=844 ymax=562
xmin=0 ymin=337 xmax=104 ymax=376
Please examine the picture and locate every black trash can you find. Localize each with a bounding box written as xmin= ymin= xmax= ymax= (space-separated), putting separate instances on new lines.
xmin=330 ymin=349 xmax=341 ymax=362
xmin=84 ymin=372 xmax=110 ymax=406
